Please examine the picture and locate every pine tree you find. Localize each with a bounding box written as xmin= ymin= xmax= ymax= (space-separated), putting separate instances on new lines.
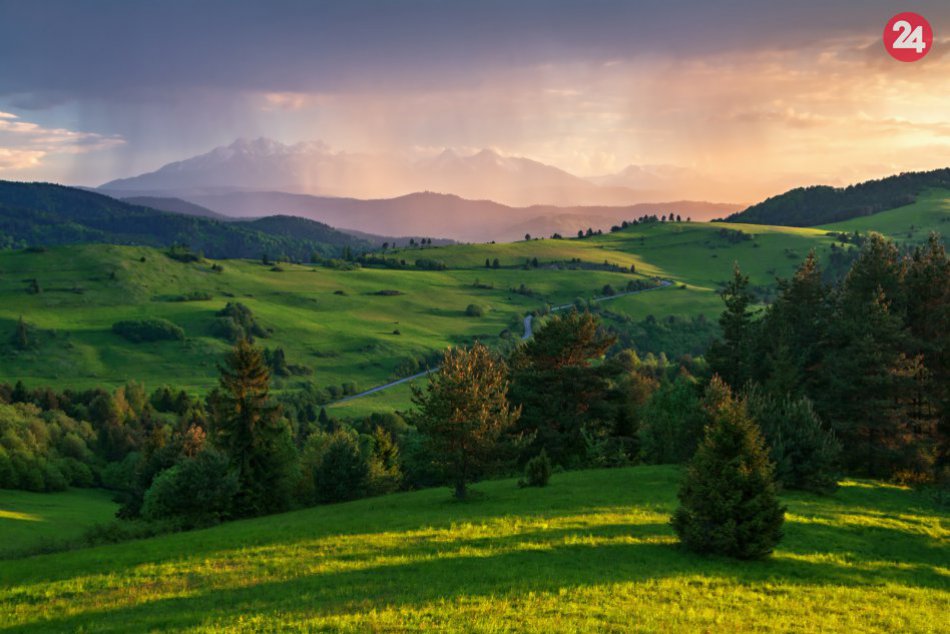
xmin=211 ymin=338 xmax=297 ymax=516
xmin=672 ymin=377 xmax=785 ymax=559
xmin=411 ymin=342 xmax=520 ymax=499
xmin=707 ymin=264 xmax=755 ymax=389
xmin=509 ymin=310 xmax=617 ymax=466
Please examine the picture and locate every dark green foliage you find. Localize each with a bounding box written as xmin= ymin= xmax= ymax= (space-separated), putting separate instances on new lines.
xmin=745 ymin=389 xmax=841 ymax=494
xmin=672 ymin=378 xmax=785 ymax=559
xmin=160 ymin=291 xmax=213 ymax=302
xmin=309 ymin=430 xmax=370 ymax=503
xmin=141 ymin=449 xmax=239 ymax=527
xmin=367 ymin=426 xmax=402 ymax=495
xmin=412 ymin=342 xmax=520 ymax=499
xmin=638 ymin=376 xmax=705 ymax=464
xmin=706 ymin=264 xmax=754 ymax=389
xmin=210 ymin=339 xmax=298 ymax=517
xmin=212 ymin=302 xmax=267 ymax=342
xmin=465 ymin=304 xmax=484 ymax=317
xmin=0 ymin=181 xmax=371 ymax=259
xmin=509 ymin=311 xmax=617 ymax=467
xmin=726 ymin=168 xmax=950 ymax=226
xmin=414 ymin=258 xmax=446 ymax=270
xmin=521 ymin=449 xmax=552 ymax=487
xmin=112 ymin=318 xmax=185 ymax=343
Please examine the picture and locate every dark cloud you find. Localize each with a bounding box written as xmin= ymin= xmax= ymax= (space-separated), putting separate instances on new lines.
xmin=2 ymin=0 xmax=947 ymax=105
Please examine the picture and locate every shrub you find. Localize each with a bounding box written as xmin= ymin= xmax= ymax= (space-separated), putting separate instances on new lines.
xmin=212 ymin=302 xmax=267 ymax=341
xmin=671 ymin=378 xmax=785 ymax=559
xmin=112 ymin=318 xmax=185 ymax=343
xmin=311 ymin=430 xmax=370 ymax=503
xmin=520 ymin=449 xmax=552 ymax=487
xmin=141 ymin=449 xmax=238 ymax=528
xmin=465 ymin=304 xmax=485 ymax=317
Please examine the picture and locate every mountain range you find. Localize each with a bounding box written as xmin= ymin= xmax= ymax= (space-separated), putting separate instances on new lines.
xmin=100 ymin=137 xmax=738 ymax=209
xmin=153 ymin=190 xmax=742 ymax=243
xmin=98 ymin=138 xmax=743 ymax=241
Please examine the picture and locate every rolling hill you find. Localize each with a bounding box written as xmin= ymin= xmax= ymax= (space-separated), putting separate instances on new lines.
xmin=725 ymin=168 xmax=950 ymax=227
xmin=1 ymin=466 xmax=946 ymax=631
xmin=0 ymin=180 xmax=372 ymax=259
xmin=163 ymin=190 xmax=741 ymax=242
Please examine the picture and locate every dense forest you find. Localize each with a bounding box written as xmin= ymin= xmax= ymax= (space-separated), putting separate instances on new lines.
xmin=0 ymin=181 xmax=371 ymax=259
xmin=726 ymin=168 xmax=950 ymax=226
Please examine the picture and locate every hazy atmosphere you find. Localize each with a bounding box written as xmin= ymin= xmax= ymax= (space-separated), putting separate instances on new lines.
xmin=2 ymin=0 xmax=950 ymax=203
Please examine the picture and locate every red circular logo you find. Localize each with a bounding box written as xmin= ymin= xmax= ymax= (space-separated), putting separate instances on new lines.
xmin=884 ymin=12 xmax=933 ymax=62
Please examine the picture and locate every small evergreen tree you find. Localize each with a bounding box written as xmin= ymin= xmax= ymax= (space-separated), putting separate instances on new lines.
xmin=521 ymin=449 xmax=552 ymax=487
xmin=707 ymin=264 xmax=755 ymax=389
xmin=746 ymin=388 xmax=841 ymax=494
xmin=672 ymin=377 xmax=785 ymax=559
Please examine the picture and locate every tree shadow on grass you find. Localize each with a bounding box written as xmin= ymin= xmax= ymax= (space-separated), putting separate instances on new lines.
xmin=5 ymin=516 xmax=948 ymax=632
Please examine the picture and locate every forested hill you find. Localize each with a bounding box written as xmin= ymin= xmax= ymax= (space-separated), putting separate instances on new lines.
xmin=0 ymin=180 xmax=371 ymax=259
xmin=725 ymin=168 xmax=950 ymax=227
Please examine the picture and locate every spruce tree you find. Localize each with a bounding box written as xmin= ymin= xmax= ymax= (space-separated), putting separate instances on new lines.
xmin=707 ymin=264 xmax=755 ymax=389
xmin=672 ymin=377 xmax=785 ymax=559
xmin=212 ymin=338 xmax=297 ymax=516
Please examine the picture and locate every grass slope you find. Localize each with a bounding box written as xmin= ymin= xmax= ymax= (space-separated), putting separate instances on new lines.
xmin=2 ymin=207 xmax=946 ymax=405
xmin=0 ymin=244 xmax=647 ymax=392
xmin=821 ymin=188 xmax=950 ymax=244
xmin=1 ymin=466 xmax=946 ymax=632
xmin=0 ymin=488 xmax=118 ymax=558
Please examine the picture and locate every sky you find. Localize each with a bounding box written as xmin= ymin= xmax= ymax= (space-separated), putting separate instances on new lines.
xmin=1 ymin=0 xmax=949 ymax=202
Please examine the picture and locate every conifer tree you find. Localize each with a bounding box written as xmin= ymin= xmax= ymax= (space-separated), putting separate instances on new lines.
xmin=211 ymin=338 xmax=297 ymax=516
xmin=707 ymin=264 xmax=755 ymax=389
xmin=672 ymin=377 xmax=785 ymax=559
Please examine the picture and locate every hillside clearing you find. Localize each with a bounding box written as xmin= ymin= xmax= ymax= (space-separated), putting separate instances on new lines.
xmin=1 ymin=466 xmax=946 ymax=632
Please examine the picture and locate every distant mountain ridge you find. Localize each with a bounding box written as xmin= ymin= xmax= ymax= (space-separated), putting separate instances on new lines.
xmin=101 ymin=137 xmax=706 ymax=207
xmin=726 ymin=168 xmax=950 ymax=227
xmin=0 ymin=180 xmax=371 ymax=259
xmin=170 ymin=189 xmax=742 ymax=242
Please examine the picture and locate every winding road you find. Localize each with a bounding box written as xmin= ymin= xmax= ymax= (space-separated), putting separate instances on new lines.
xmin=330 ymin=279 xmax=674 ymax=405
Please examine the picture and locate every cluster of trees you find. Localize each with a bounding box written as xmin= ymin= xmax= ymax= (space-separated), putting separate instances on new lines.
xmin=709 ymin=233 xmax=949 ymax=482
xmin=211 ymin=302 xmax=269 ymax=342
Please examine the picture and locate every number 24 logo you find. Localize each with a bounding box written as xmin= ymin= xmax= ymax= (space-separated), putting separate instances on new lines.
xmin=892 ymin=20 xmax=926 ymax=53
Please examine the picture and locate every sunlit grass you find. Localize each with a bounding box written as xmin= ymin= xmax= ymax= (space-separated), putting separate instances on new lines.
xmin=1 ymin=466 xmax=946 ymax=632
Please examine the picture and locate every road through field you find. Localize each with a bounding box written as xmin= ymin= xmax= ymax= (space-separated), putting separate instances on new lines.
xmin=332 ymin=280 xmax=673 ymax=405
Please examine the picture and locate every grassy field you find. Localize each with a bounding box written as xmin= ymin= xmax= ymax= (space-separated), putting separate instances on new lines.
xmin=0 ymin=466 xmax=946 ymax=632
xmin=1 ymin=196 xmax=948 ymax=410
xmin=0 ymin=488 xmax=118 ymax=558
xmin=821 ymin=188 xmax=950 ymax=244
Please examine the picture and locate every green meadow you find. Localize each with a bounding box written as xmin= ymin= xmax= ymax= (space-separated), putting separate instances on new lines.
xmin=1 ymin=466 xmax=946 ymax=632
xmin=1 ymin=194 xmax=948 ymax=411
xmin=0 ymin=488 xmax=118 ymax=558
xmin=822 ymin=188 xmax=950 ymax=244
